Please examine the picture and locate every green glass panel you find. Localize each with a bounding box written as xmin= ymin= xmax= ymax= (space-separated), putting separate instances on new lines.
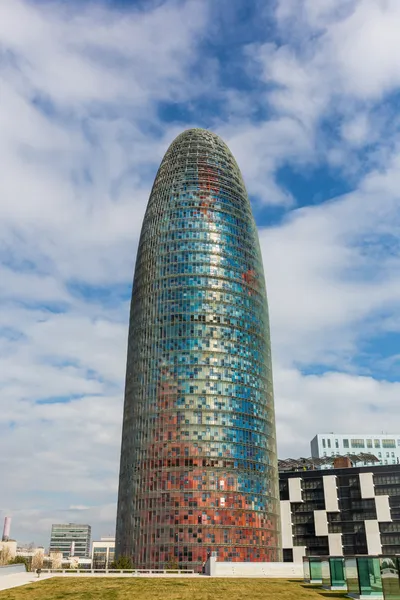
xmin=380 ymin=556 xmax=400 ymax=600
xmin=330 ymin=558 xmax=346 ymax=588
xmin=358 ymin=557 xmax=383 ymax=597
xmin=345 ymin=557 xmax=360 ymax=595
xmin=321 ymin=558 xmax=330 ymax=587
xmin=310 ymin=558 xmax=322 ymax=581
xmin=303 ymin=558 xmax=310 ymax=582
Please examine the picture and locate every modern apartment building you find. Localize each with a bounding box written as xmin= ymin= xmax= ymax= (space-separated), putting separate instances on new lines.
xmin=92 ymin=537 xmax=115 ymax=568
xmin=116 ymin=128 xmax=281 ymax=570
xmin=280 ymin=458 xmax=400 ymax=562
xmin=49 ymin=523 xmax=91 ymax=558
xmin=311 ymin=433 xmax=400 ymax=466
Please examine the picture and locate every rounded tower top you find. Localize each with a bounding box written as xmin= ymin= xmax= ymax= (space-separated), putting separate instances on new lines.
xmin=166 ymin=127 xmax=237 ymax=156
xmin=149 ymin=126 xmax=249 ymax=225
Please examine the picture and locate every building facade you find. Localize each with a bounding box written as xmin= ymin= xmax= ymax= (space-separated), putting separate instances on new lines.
xmin=280 ymin=463 xmax=400 ymax=562
xmin=92 ymin=537 xmax=115 ymax=568
xmin=311 ymin=433 xmax=400 ymax=466
xmin=49 ymin=524 xmax=91 ymax=558
xmin=116 ymin=128 xmax=280 ymax=570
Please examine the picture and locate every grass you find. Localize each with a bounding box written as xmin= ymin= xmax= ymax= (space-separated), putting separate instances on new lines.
xmin=0 ymin=578 xmax=348 ymax=600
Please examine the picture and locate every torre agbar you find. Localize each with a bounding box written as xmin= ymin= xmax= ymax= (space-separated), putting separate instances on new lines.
xmin=116 ymin=128 xmax=281 ymax=570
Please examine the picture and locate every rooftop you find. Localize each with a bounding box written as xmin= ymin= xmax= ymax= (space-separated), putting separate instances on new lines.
xmin=278 ymin=453 xmax=381 ymax=472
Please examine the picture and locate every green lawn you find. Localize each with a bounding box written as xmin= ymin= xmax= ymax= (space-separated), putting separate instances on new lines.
xmin=0 ymin=578 xmax=347 ymax=600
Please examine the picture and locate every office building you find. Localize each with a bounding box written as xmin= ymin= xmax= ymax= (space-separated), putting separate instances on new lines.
xmin=116 ymin=128 xmax=280 ymax=570
xmin=311 ymin=433 xmax=400 ymax=466
xmin=280 ymin=458 xmax=400 ymax=561
xmin=49 ymin=523 xmax=91 ymax=558
xmin=92 ymin=537 xmax=115 ymax=568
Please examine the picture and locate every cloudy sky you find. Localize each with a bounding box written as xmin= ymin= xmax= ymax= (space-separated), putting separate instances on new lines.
xmin=2 ymin=0 xmax=400 ymax=546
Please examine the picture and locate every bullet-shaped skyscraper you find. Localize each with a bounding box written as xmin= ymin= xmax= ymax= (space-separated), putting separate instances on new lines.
xmin=116 ymin=129 xmax=280 ymax=570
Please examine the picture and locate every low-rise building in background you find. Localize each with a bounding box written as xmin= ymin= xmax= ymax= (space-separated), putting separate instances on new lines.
xmin=92 ymin=537 xmax=115 ymax=568
xmin=49 ymin=523 xmax=91 ymax=558
xmin=311 ymin=433 xmax=400 ymax=465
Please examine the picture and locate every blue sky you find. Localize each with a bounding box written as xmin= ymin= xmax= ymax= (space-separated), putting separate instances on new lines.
xmin=2 ymin=0 xmax=400 ymax=545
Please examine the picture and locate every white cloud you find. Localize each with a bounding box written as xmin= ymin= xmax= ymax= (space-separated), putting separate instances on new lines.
xmin=2 ymin=0 xmax=400 ymax=548
xmin=328 ymin=0 xmax=400 ymax=99
xmin=261 ymin=146 xmax=400 ymax=368
xmin=219 ymin=117 xmax=313 ymax=205
xmin=0 ymin=0 xmax=211 ymax=545
xmin=341 ymin=113 xmax=371 ymax=147
xmin=275 ymin=367 xmax=400 ymax=458
xmin=246 ymin=0 xmax=400 ymax=179
xmin=0 ymin=0 xmax=208 ymax=105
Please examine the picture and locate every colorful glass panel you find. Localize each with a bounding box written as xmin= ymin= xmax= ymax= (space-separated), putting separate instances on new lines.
xmin=116 ymin=129 xmax=280 ymax=571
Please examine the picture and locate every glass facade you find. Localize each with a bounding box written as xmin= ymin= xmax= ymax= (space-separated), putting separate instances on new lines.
xmin=115 ymin=128 xmax=280 ymax=570
xmin=357 ymin=557 xmax=383 ymax=597
xmin=330 ymin=558 xmax=346 ymax=588
xmin=92 ymin=544 xmax=115 ymax=569
xmin=321 ymin=557 xmax=330 ymax=588
xmin=380 ymin=557 xmax=400 ymax=600
xmin=303 ymin=556 xmax=310 ymax=582
xmin=49 ymin=524 xmax=91 ymax=558
xmin=93 ymin=547 xmax=107 ymax=568
xmin=345 ymin=557 xmax=360 ymax=595
xmin=309 ymin=557 xmax=322 ymax=582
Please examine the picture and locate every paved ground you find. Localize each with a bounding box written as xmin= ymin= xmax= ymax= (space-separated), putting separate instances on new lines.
xmin=0 ymin=572 xmax=203 ymax=591
xmin=0 ymin=572 xmax=54 ymax=592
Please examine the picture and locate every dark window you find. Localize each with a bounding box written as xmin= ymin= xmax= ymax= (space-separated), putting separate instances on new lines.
xmin=283 ymin=549 xmax=293 ymax=562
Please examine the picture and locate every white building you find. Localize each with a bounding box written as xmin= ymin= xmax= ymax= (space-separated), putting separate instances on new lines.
xmin=92 ymin=537 xmax=115 ymax=568
xmin=311 ymin=433 xmax=400 ymax=466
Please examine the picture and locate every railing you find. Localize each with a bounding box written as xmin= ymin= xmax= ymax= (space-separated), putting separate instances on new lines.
xmin=39 ymin=568 xmax=195 ymax=575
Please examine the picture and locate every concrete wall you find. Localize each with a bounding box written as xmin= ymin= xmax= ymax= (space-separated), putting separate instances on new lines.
xmin=280 ymin=501 xmax=293 ymax=548
xmin=323 ymin=475 xmax=339 ymax=511
xmin=314 ymin=510 xmax=328 ymax=536
xmin=375 ymin=494 xmax=391 ymax=521
xmin=360 ymin=472 xmax=375 ymax=499
xmin=310 ymin=436 xmax=319 ymax=457
xmin=328 ymin=533 xmax=343 ymax=555
xmin=292 ymin=547 xmax=306 ymax=563
xmin=288 ymin=478 xmax=303 ymax=503
xmin=205 ymin=556 xmax=302 ymax=578
xmin=0 ymin=564 xmax=26 ymax=577
xmin=365 ymin=520 xmax=382 ymax=555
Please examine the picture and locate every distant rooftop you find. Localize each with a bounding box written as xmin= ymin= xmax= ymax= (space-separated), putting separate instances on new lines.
xmin=278 ymin=453 xmax=381 ymax=472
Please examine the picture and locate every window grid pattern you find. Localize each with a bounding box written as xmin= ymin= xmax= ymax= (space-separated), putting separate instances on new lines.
xmin=49 ymin=524 xmax=91 ymax=558
xmin=116 ymin=129 xmax=280 ymax=571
